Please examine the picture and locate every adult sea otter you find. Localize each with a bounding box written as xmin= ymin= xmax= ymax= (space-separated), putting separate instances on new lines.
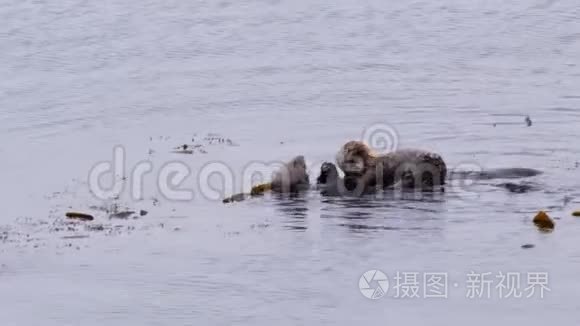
xmin=318 ymin=140 xmax=542 ymax=196
xmin=335 ymin=141 xmax=447 ymax=192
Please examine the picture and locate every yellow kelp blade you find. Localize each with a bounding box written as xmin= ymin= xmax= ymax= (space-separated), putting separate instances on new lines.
xmin=222 ymin=183 xmax=272 ymax=203
xmin=250 ymin=183 xmax=272 ymax=195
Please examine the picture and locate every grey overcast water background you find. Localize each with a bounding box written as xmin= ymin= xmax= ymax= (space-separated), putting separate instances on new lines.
xmin=1 ymin=0 xmax=580 ymax=325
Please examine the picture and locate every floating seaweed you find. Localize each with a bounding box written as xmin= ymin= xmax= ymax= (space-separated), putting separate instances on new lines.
xmin=65 ymin=212 xmax=94 ymax=221
xmin=533 ymin=211 xmax=555 ymax=232
xmin=223 ymin=183 xmax=272 ymax=204
xmin=109 ymin=211 xmax=135 ymax=219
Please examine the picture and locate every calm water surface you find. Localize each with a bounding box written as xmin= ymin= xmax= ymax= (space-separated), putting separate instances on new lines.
xmin=1 ymin=0 xmax=580 ymax=325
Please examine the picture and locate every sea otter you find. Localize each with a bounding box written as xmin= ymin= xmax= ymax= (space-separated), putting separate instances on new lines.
xmin=270 ymin=155 xmax=310 ymax=193
xmin=223 ymin=155 xmax=310 ymax=203
xmin=316 ymin=161 xmax=382 ymax=196
xmin=316 ymin=162 xmax=344 ymax=196
xmin=318 ymin=160 xmax=544 ymax=196
xmin=322 ymin=140 xmax=542 ymax=196
xmin=336 ymin=141 xmax=447 ymax=192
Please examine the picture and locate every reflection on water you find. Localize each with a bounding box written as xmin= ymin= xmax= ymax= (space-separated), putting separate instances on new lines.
xmin=269 ymin=188 xmax=448 ymax=232
xmin=271 ymin=193 xmax=309 ymax=230
xmin=2 ymin=0 xmax=580 ymax=324
xmin=319 ymin=191 xmax=447 ymax=235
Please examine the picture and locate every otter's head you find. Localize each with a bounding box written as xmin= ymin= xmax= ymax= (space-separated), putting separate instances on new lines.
xmin=317 ymin=162 xmax=339 ymax=185
xmin=286 ymin=155 xmax=309 ymax=185
xmin=290 ymin=155 xmax=306 ymax=169
xmin=336 ymin=141 xmax=377 ymax=176
xmin=271 ymin=155 xmax=310 ymax=192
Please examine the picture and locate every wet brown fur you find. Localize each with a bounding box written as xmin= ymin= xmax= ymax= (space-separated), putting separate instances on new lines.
xmin=337 ymin=141 xmax=447 ymax=191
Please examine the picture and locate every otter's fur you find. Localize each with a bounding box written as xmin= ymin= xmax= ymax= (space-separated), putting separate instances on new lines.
xmin=223 ymin=155 xmax=310 ymax=203
xmin=316 ymin=162 xmax=343 ymax=196
xmin=270 ymin=155 xmax=310 ymax=193
xmin=316 ymin=162 xmax=373 ymax=196
xmin=336 ymin=141 xmax=447 ymax=191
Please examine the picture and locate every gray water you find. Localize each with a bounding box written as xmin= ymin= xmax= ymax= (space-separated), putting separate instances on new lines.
xmin=2 ymin=0 xmax=580 ymax=325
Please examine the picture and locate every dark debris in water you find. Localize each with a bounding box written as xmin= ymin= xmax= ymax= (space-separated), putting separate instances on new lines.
xmin=250 ymin=223 xmax=271 ymax=230
xmin=1 ymin=231 xmax=9 ymax=243
xmin=337 ymin=223 xmax=440 ymax=232
xmin=65 ymin=212 xmax=94 ymax=221
xmin=3 ymin=204 xmax=169 ymax=251
xmin=61 ymin=235 xmax=90 ymax=240
xmin=160 ymin=133 xmax=239 ymax=155
xmin=172 ymin=149 xmax=194 ymax=155
xmin=109 ymin=211 xmax=136 ymax=219
xmin=147 ymin=132 xmax=239 ymax=156
xmin=85 ymin=224 xmax=105 ymax=232
xmin=223 ymin=193 xmax=248 ymax=203
xmin=1 ymin=176 xmax=181 ymax=252
xmin=490 ymin=115 xmax=533 ymax=128
xmin=496 ymin=182 xmax=539 ymax=193
xmin=204 ymin=135 xmax=237 ymax=146
xmin=284 ymin=226 xmax=308 ymax=231
xmin=521 ymin=244 xmax=535 ymax=249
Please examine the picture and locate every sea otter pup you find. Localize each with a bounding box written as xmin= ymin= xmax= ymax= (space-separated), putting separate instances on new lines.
xmin=316 ymin=162 xmax=371 ymax=196
xmin=223 ymin=155 xmax=310 ymax=203
xmin=336 ymin=141 xmax=447 ymax=192
xmin=316 ymin=162 xmax=343 ymax=196
xmin=270 ymin=155 xmax=310 ymax=193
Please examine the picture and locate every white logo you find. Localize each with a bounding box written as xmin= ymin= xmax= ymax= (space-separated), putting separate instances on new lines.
xmin=362 ymin=123 xmax=399 ymax=154
xmin=359 ymin=270 xmax=390 ymax=300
